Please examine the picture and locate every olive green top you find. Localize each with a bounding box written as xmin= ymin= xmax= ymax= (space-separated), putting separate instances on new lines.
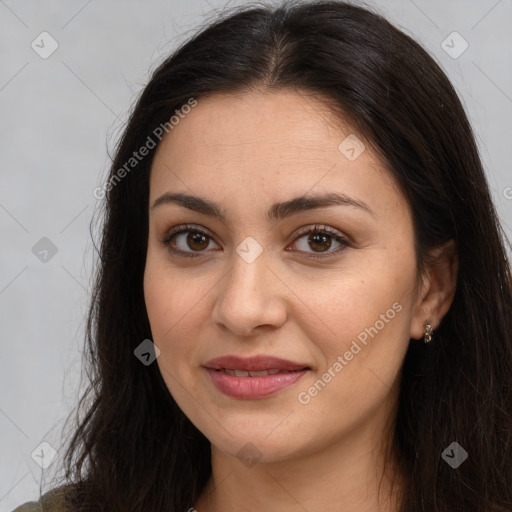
xmin=11 ymin=487 xmax=68 ymax=512
xmin=11 ymin=501 xmax=40 ymax=512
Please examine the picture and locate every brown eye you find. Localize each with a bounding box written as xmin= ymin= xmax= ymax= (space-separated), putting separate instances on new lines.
xmin=161 ymin=225 xmax=220 ymax=257
xmin=172 ymin=230 xmax=217 ymax=253
xmin=186 ymin=231 xmax=209 ymax=251
xmin=307 ymin=233 xmax=332 ymax=253
xmin=290 ymin=225 xmax=351 ymax=259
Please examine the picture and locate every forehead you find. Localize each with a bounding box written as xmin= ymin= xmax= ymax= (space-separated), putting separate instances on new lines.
xmin=149 ymin=90 xmax=404 ymax=218
xmin=155 ymin=90 xmax=352 ymax=161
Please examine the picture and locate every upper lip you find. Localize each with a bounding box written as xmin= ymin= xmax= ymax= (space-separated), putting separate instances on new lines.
xmin=204 ymin=355 xmax=310 ymax=372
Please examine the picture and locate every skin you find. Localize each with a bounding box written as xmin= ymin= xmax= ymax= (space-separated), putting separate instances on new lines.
xmin=143 ymin=89 xmax=458 ymax=512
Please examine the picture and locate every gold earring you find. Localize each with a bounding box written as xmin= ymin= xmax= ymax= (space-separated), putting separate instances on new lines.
xmin=424 ymin=322 xmax=433 ymax=343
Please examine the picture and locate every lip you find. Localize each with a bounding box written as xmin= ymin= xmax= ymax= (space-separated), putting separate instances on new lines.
xmin=204 ymin=355 xmax=309 ymax=372
xmin=203 ymin=355 xmax=310 ymax=400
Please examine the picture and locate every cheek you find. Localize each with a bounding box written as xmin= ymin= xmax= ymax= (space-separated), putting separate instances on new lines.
xmin=143 ymin=252 xmax=207 ymax=338
xmin=292 ymin=288 xmax=410 ymax=428
xmin=295 ymin=249 xmax=415 ymax=381
xmin=143 ymin=255 xmax=215 ymax=391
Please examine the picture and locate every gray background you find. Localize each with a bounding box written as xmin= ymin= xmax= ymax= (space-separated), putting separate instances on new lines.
xmin=1 ymin=0 xmax=511 ymax=509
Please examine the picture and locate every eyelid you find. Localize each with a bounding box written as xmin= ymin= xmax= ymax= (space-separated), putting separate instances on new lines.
xmin=160 ymin=223 xmax=214 ymax=245
xmin=292 ymin=223 xmax=346 ymax=241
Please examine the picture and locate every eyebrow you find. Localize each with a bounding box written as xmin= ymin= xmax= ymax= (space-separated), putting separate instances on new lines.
xmin=151 ymin=191 xmax=375 ymax=221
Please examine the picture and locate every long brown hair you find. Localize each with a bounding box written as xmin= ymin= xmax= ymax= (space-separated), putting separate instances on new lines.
xmin=47 ymin=1 xmax=512 ymax=510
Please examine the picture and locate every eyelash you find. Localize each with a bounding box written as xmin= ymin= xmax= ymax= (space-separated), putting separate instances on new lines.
xmin=160 ymin=223 xmax=351 ymax=260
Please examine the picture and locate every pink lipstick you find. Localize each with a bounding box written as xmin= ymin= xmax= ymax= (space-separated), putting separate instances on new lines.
xmin=204 ymin=355 xmax=310 ymax=399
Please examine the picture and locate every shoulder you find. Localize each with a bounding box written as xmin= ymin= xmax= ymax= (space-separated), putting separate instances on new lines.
xmin=11 ymin=486 xmax=70 ymax=512
xmin=11 ymin=501 xmax=39 ymax=512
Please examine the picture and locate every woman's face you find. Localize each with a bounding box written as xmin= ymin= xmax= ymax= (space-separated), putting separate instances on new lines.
xmin=144 ymin=90 xmax=425 ymax=464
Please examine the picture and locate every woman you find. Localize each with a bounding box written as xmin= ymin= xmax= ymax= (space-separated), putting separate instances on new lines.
xmin=13 ymin=0 xmax=512 ymax=511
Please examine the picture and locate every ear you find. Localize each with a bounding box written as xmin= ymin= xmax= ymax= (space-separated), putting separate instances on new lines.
xmin=410 ymin=239 xmax=458 ymax=340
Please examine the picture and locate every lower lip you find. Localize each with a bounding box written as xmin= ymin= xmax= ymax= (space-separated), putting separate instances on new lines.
xmin=205 ymin=368 xmax=309 ymax=399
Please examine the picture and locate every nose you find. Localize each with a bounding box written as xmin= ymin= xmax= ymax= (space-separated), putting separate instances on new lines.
xmin=211 ymin=247 xmax=288 ymax=337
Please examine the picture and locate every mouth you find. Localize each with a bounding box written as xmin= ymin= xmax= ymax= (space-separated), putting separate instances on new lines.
xmin=203 ymin=355 xmax=311 ymax=399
